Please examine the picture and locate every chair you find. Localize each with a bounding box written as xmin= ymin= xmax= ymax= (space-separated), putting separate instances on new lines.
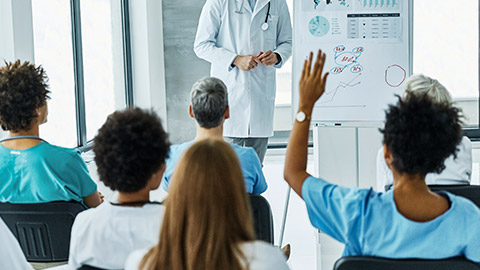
xmin=77 ymin=265 xmax=106 ymax=270
xmin=429 ymin=185 xmax=480 ymax=208
xmin=334 ymin=256 xmax=480 ymax=270
xmin=248 ymin=194 xmax=274 ymax=244
xmin=0 ymin=201 xmax=86 ymax=262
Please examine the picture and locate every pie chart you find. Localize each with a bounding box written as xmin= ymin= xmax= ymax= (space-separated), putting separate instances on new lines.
xmin=309 ymin=16 xmax=330 ymax=37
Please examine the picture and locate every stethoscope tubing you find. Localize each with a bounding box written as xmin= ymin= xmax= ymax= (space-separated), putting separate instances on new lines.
xmin=235 ymin=0 xmax=271 ymax=31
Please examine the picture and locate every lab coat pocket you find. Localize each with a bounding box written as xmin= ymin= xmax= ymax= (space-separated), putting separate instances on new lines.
xmin=264 ymin=15 xmax=278 ymax=50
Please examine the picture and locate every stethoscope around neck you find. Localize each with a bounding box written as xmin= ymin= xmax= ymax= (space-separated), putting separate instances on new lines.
xmin=235 ymin=1 xmax=271 ymax=31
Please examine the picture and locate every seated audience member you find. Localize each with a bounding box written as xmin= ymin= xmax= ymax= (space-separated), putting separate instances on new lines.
xmin=376 ymin=74 xmax=472 ymax=192
xmin=162 ymin=77 xmax=267 ymax=194
xmin=0 ymin=61 xmax=101 ymax=208
xmin=284 ymin=51 xmax=480 ymax=262
xmin=0 ymin=217 xmax=32 ymax=270
xmin=125 ymin=140 xmax=288 ymax=270
xmin=68 ymin=108 xmax=170 ymax=269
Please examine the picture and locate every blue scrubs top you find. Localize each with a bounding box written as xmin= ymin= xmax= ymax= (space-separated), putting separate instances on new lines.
xmin=0 ymin=142 xmax=97 ymax=204
xmin=161 ymin=141 xmax=267 ymax=194
xmin=302 ymin=176 xmax=480 ymax=263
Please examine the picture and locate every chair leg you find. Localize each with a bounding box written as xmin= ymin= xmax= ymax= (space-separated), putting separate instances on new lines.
xmin=278 ymin=186 xmax=291 ymax=247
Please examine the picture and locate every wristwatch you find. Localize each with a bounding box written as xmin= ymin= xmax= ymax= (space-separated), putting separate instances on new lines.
xmin=295 ymin=111 xmax=307 ymax=123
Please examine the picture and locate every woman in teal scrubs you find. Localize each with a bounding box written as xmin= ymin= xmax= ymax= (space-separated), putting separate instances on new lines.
xmin=284 ymin=50 xmax=480 ymax=263
xmin=0 ymin=61 xmax=102 ymax=208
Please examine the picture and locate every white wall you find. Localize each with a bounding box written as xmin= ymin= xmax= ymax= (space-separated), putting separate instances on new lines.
xmin=0 ymin=0 xmax=34 ymax=63
xmin=129 ymin=0 xmax=168 ymax=126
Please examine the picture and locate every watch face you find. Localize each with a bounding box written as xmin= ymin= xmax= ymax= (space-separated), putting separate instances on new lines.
xmin=296 ymin=111 xmax=306 ymax=122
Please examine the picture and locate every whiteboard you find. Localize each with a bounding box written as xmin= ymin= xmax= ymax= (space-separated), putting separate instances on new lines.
xmin=292 ymin=0 xmax=412 ymax=123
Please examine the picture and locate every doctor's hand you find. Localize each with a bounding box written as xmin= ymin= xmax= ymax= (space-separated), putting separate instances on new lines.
xmin=233 ymin=55 xmax=260 ymax=71
xmin=299 ymin=50 xmax=329 ymax=113
xmin=258 ymin=50 xmax=279 ymax=66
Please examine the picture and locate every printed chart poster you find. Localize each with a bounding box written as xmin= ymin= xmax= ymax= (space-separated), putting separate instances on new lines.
xmin=293 ymin=0 xmax=410 ymax=123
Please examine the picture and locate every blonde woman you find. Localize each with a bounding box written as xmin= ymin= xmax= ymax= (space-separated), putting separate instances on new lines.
xmin=125 ymin=140 xmax=288 ymax=270
xmin=376 ymin=74 xmax=472 ymax=192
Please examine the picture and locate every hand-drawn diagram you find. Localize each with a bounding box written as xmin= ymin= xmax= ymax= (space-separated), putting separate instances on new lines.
xmin=330 ymin=45 xmax=364 ymax=75
xmin=385 ymin=64 xmax=406 ymax=87
xmin=317 ymin=73 xmax=362 ymax=105
xmin=313 ymin=0 xmax=349 ymax=10
xmin=309 ymin=16 xmax=330 ymax=37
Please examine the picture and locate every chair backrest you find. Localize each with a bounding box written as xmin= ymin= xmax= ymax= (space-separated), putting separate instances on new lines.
xmin=429 ymin=185 xmax=480 ymax=208
xmin=334 ymin=256 xmax=480 ymax=270
xmin=248 ymin=194 xmax=274 ymax=244
xmin=77 ymin=265 xmax=106 ymax=270
xmin=0 ymin=201 xmax=86 ymax=262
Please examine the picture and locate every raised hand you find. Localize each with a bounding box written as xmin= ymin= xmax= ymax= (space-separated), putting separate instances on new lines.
xmin=298 ymin=50 xmax=329 ymax=113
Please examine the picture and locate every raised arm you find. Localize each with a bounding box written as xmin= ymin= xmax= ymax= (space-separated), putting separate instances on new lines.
xmin=284 ymin=50 xmax=329 ymax=198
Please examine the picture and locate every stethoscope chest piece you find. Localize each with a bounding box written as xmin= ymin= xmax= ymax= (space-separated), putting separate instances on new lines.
xmin=261 ymin=22 xmax=269 ymax=31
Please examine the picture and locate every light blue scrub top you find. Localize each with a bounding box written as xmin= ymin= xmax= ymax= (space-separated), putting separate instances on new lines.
xmin=161 ymin=141 xmax=267 ymax=194
xmin=302 ymin=176 xmax=480 ymax=263
xmin=0 ymin=141 xmax=97 ymax=204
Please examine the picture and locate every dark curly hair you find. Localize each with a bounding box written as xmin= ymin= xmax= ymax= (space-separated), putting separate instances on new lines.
xmin=0 ymin=60 xmax=50 ymax=132
xmin=381 ymin=94 xmax=462 ymax=176
xmin=93 ymin=108 xmax=170 ymax=193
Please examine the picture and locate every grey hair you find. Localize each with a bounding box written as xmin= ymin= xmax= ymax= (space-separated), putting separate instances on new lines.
xmin=403 ymin=74 xmax=453 ymax=104
xmin=190 ymin=77 xmax=228 ymax=128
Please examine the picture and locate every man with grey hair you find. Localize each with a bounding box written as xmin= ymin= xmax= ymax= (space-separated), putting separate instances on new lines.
xmin=160 ymin=77 xmax=267 ymax=194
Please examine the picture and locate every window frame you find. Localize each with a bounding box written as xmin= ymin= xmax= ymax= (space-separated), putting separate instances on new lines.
xmin=68 ymin=0 xmax=133 ymax=150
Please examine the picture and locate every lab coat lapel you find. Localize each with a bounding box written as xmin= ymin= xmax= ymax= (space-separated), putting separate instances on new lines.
xmin=253 ymin=0 xmax=270 ymax=18
xmin=236 ymin=0 xmax=252 ymax=14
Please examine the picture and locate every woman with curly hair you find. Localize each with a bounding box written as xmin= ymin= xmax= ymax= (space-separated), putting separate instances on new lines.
xmin=68 ymin=108 xmax=170 ymax=269
xmin=0 ymin=60 xmax=102 ymax=208
xmin=284 ymin=51 xmax=480 ymax=262
xmin=125 ymin=139 xmax=289 ymax=270
xmin=376 ymin=74 xmax=472 ymax=192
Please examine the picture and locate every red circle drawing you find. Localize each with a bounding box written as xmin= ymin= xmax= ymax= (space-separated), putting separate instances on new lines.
xmin=385 ymin=64 xmax=406 ymax=87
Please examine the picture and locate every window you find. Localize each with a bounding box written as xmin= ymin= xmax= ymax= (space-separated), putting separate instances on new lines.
xmin=32 ymin=0 xmax=77 ymax=147
xmin=31 ymin=0 xmax=132 ymax=148
xmin=413 ymin=1 xmax=479 ymax=128
xmin=80 ymin=0 xmax=127 ymax=141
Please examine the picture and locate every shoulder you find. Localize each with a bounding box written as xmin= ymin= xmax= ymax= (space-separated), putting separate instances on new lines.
xmin=72 ymin=202 xmax=108 ymax=227
xmin=41 ymin=142 xmax=84 ymax=163
xmin=459 ymin=136 xmax=472 ymax=152
xmin=240 ymin=241 xmax=289 ymax=269
xmin=125 ymin=248 xmax=150 ymax=270
xmin=448 ymin=192 xmax=480 ymax=215
xmin=231 ymin=144 xmax=258 ymax=160
xmin=170 ymin=141 xmax=194 ymax=156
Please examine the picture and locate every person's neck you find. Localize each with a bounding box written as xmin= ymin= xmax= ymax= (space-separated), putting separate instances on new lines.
xmin=393 ymin=172 xmax=429 ymax=193
xmin=9 ymin=125 xmax=40 ymax=137
xmin=116 ymin=189 xmax=151 ymax=205
xmin=392 ymin=171 xmax=449 ymax=222
xmin=2 ymin=126 xmax=41 ymax=150
xmin=194 ymin=125 xmax=224 ymax=142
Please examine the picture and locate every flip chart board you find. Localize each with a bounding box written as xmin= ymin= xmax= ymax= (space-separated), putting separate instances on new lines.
xmin=292 ymin=0 xmax=412 ymax=123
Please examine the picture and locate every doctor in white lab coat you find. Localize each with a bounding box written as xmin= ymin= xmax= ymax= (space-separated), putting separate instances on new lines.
xmin=194 ymin=0 xmax=292 ymax=163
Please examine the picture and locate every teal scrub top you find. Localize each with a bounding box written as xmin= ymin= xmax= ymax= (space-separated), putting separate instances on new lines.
xmin=161 ymin=141 xmax=267 ymax=194
xmin=302 ymin=176 xmax=480 ymax=263
xmin=0 ymin=141 xmax=97 ymax=204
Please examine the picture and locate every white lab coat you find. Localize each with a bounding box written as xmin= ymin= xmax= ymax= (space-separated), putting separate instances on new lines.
xmin=194 ymin=0 xmax=292 ymax=137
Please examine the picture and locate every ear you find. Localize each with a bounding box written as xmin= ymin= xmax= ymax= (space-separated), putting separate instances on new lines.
xmin=188 ymin=105 xmax=195 ymax=118
xmin=384 ymin=144 xmax=394 ymax=170
xmin=224 ymin=106 xmax=230 ymax=120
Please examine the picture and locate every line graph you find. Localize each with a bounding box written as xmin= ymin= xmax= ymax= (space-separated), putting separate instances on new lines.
xmin=317 ymin=73 xmax=362 ymax=105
